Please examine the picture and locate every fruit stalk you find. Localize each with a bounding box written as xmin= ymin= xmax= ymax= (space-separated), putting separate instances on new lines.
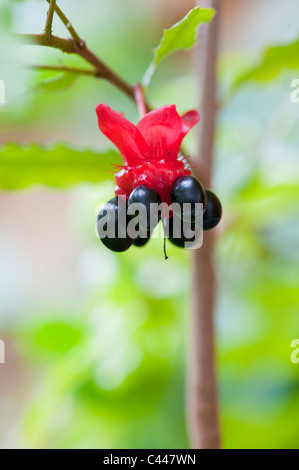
xmin=187 ymin=0 xmax=221 ymax=449
xmin=134 ymin=84 xmax=148 ymax=118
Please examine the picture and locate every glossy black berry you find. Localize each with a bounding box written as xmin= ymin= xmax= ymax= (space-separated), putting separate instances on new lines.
xmin=171 ymin=175 xmax=207 ymax=222
xmin=128 ymin=185 xmax=161 ymax=231
xmin=96 ymin=197 xmax=132 ymax=252
xmin=203 ymin=189 xmax=222 ymax=231
xmin=166 ymin=213 xmax=201 ymax=249
xmin=132 ymin=229 xmax=152 ymax=247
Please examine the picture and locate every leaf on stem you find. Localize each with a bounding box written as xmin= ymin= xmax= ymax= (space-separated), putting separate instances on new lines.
xmin=37 ymin=73 xmax=78 ymax=92
xmin=142 ymin=6 xmax=215 ymax=88
xmin=0 ymin=144 xmax=121 ymax=189
xmin=232 ymin=38 xmax=299 ymax=90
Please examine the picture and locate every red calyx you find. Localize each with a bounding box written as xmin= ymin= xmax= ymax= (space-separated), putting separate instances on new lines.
xmin=96 ymin=103 xmax=199 ymax=206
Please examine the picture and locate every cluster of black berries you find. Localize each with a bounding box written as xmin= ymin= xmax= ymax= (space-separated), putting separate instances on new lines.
xmin=96 ymin=176 xmax=222 ymax=254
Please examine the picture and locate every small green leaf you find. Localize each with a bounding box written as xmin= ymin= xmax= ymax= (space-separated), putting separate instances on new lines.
xmin=37 ymin=73 xmax=78 ymax=92
xmin=0 ymin=1 xmax=12 ymax=31
xmin=0 ymin=144 xmax=121 ymax=189
xmin=233 ymin=38 xmax=299 ymax=90
xmin=34 ymin=322 xmax=82 ymax=354
xmin=142 ymin=7 xmax=215 ymax=87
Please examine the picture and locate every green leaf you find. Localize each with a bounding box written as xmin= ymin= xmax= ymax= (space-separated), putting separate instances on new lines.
xmin=33 ymin=322 xmax=82 ymax=354
xmin=233 ymin=38 xmax=299 ymax=90
xmin=233 ymin=175 xmax=299 ymax=227
xmin=0 ymin=144 xmax=121 ymax=189
xmin=37 ymin=73 xmax=78 ymax=92
xmin=142 ymin=6 xmax=215 ymax=87
xmin=0 ymin=1 xmax=12 ymax=31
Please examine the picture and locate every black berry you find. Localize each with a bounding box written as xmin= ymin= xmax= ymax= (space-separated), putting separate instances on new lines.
xmin=203 ymin=189 xmax=222 ymax=231
xmin=132 ymin=229 xmax=152 ymax=247
xmin=165 ymin=213 xmax=201 ymax=249
xmin=96 ymin=197 xmax=132 ymax=252
xmin=128 ymin=185 xmax=161 ymax=231
xmin=171 ymin=175 xmax=207 ymax=222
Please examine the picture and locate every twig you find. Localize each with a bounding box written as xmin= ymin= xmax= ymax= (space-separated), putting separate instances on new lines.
xmin=43 ymin=0 xmax=138 ymax=101
xmin=17 ymin=1 xmax=156 ymax=111
xmin=18 ymin=1 xmax=154 ymax=106
xmin=16 ymin=33 xmax=74 ymax=53
xmin=73 ymin=43 xmax=136 ymax=101
xmin=28 ymin=64 xmax=98 ymax=77
xmin=187 ymin=0 xmax=221 ymax=449
xmin=16 ymin=32 xmax=136 ymax=100
xmin=134 ymin=84 xmax=148 ymax=117
xmin=45 ymin=0 xmax=82 ymax=43
xmin=44 ymin=0 xmax=56 ymax=39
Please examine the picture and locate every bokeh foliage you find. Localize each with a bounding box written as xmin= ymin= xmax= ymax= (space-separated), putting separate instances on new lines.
xmin=0 ymin=0 xmax=299 ymax=449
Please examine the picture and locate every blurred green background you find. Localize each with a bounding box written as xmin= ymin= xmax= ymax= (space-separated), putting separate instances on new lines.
xmin=0 ymin=0 xmax=299 ymax=449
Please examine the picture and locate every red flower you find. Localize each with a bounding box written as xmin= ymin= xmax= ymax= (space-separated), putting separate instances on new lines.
xmin=96 ymin=104 xmax=199 ymax=205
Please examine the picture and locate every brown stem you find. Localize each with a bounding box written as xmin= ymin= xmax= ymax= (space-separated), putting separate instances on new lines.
xmin=187 ymin=0 xmax=221 ymax=449
xmin=16 ymin=33 xmax=74 ymax=53
xmin=133 ymin=84 xmax=148 ymax=118
xmin=44 ymin=0 xmax=56 ymax=39
xmin=16 ymin=1 xmax=147 ymax=105
xmin=16 ymin=33 xmax=140 ymax=104
xmin=17 ymin=0 xmax=155 ymax=107
xmin=73 ymin=42 xmax=136 ymax=101
xmin=46 ymin=0 xmax=82 ymax=43
xmin=28 ymin=64 xmax=98 ymax=77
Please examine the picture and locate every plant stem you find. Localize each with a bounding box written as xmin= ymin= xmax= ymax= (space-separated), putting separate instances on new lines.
xmin=134 ymin=84 xmax=149 ymax=117
xmin=28 ymin=64 xmax=98 ymax=77
xmin=17 ymin=32 xmax=136 ymax=100
xmin=17 ymin=1 xmax=152 ymax=111
xmin=44 ymin=0 xmax=56 ymax=39
xmin=73 ymin=42 xmax=136 ymax=101
xmin=16 ymin=33 xmax=74 ymax=53
xmin=187 ymin=0 xmax=221 ymax=449
xmin=46 ymin=0 xmax=82 ymax=43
